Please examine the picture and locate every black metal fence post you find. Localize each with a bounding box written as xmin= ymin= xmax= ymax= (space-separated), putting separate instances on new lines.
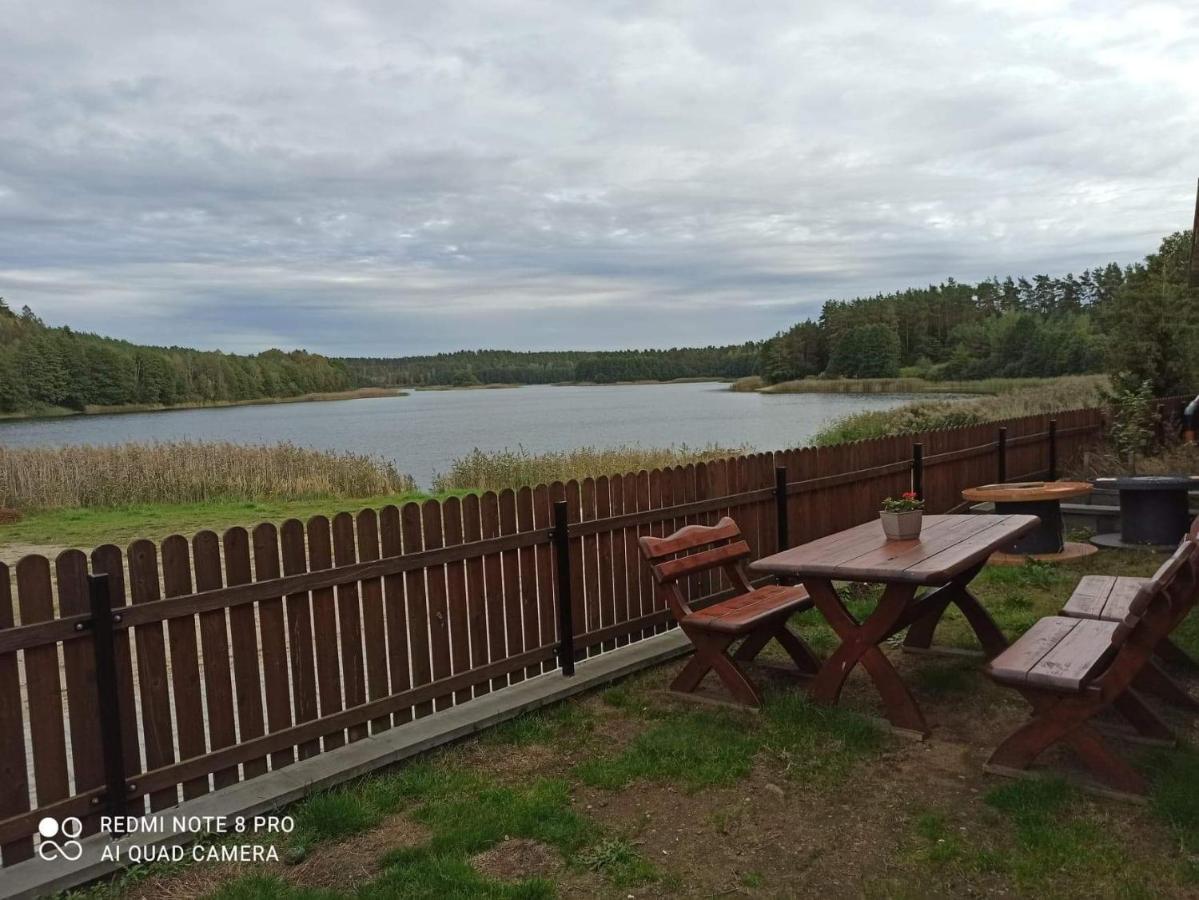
xmin=88 ymin=572 xmax=128 ymax=833
xmin=911 ymin=442 xmax=924 ymax=500
xmin=1047 ymin=419 xmax=1057 ymax=481
xmin=774 ymin=465 xmax=789 ymax=552
xmin=552 ymin=501 xmax=575 ymax=677
xmin=997 ymin=427 xmax=1008 ymax=484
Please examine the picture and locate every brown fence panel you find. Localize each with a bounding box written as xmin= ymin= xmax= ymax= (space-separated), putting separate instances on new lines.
xmin=160 ymin=535 xmax=207 ymax=799
xmin=0 ymin=563 xmax=32 ymax=865
xmin=252 ymin=522 xmax=296 ymax=767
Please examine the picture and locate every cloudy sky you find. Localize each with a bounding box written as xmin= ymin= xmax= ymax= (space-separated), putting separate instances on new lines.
xmin=1 ymin=0 xmax=1196 ymax=356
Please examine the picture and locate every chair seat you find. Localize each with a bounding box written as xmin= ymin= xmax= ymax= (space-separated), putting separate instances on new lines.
xmin=1061 ymin=575 xmax=1151 ymax=621
xmin=682 ymin=584 xmax=811 ymax=634
xmin=987 ymin=616 xmax=1119 ymax=691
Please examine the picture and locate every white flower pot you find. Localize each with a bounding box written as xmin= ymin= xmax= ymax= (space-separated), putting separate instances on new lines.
xmin=880 ymin=509 xmax=923 ymax=540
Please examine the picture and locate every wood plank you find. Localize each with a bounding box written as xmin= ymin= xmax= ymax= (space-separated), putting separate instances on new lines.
xmin=331 ymin=513 xmax=367 ymax=742
xmin=305 ymin=516 xmax=345 ymax=751
xmin=401 ymin=502 xmax=434 ymax=716
xmin=460 ymin=494 xmax=487 ymax=695
xmin=620 ymin=473 xmax=642 ymax=643
xmin=56 ymin=550 xmax=106 ymax=834
xmin=842 ymin=514 xmax=998 ymax=575
xmin=906 ymin=516 xmax=1039 ymax=578
xmin=441 ymin=497 xmax=473 ymax=701
xmin=423 ymin=500 xmax=454 ymax=709
xmin=654 ymin=541 xmax=752 ymax=582
xmin=0 ymin=561 xmax=33 ymax=864
xmin=608 ymin=475 xmax=630 ymax=648
xmin=193 ymin=531 xmax=238 ymax=788
xmin=379 ymin=505 xmax=413 ymax=725
xmin=1103 ymin=577 xmax=1151 ymax=620
xmin=565 ymin=481 xmax=586 ymax=656
xmin=497 ymin=490 xmax=524 ymax=681
xmin=595 ymin=476 xmax=616 ymax=652
xmin=533 ymin=484 xmax=557 ymax=670
xmin=1063 ymin=575 xmax=1117 ymax=619
xmin=355 ymin=510 xmax=392 ymax=732
xmin=988 ymin=617 xmax=1079 ymax=683
xmin=224 ymin=528 xmax=267 ymax=774
xmin=280 ymin=519 xmax=319 ymax=759
xmin=517 ymin=486 xmax=542 ymax=676
xmin=90 ymin=545 xmax=142 ymax=813
xmin=1028 ymin=618 xmax=1119 ymax=690
xmin=251 ymin=523 xmax=296 ymax=769
xmin=126 ymin=541 xmax=179 ymax=809
xmin=640 ymin=517 xmax=740 ymax=558
xmin=581 ymin=478 xmax=600 ymax=654
xmin=159 ymin=536 xmax=208 ymax=799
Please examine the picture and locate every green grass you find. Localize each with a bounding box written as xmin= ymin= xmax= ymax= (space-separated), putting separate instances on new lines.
xmin=576 ymin=691 xmax=886 ymax=791
xmin=477 ymin=704 xmax=595 ymax=748
xmin=905 ymin=780 xmax=1163 ymax=897
xmin=0 ymin=493 xmax=446 ymax=550
xmin=203 ymin=760 xmax=659 ymax=899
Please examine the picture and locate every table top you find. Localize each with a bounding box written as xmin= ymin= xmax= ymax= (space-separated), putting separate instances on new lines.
xmin=750 ymin=514 xmax=1040 ymax=585
xmin=961 ymin=481 xmax=1092 ymax=503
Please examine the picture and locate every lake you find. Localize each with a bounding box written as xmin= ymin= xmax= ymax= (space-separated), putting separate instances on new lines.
xmin=0 ymin=383 xmax=926 ymax=488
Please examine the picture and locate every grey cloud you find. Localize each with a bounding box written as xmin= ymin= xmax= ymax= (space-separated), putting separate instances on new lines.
xmin=1 ymin=0 xmax=1196 ymax=354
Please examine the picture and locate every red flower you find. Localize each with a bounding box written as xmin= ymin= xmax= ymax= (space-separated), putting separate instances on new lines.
xmin=902 ymin=491 xmax=917 ymax=499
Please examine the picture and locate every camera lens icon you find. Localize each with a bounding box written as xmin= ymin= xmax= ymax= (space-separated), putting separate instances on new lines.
xmin=37 ymin=816 xmax=84 ymax=862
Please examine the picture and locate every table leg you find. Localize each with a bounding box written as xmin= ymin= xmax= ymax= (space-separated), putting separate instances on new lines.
xmin=805 ymin=579 xmax=929 ymax=736
xmin=902 ymin=564 xmax=1009 ymax=658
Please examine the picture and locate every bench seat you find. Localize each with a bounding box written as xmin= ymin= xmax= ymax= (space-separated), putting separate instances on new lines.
xmin=683 ymin=584 xmax=810 ymax=634
xmin=987 ymin=616 xmax=1119 ymax=691
xmin=1062 ymin=575 xmax=1151 ymax=621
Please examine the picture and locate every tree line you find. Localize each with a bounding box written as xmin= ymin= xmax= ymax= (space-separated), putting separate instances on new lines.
xmin=343 ymin=344 xmax=761 ymax=387
xmin=761 ymin=231 xmax=1198 ymax=396
xmin=0 ymin=303 xmax=352 ymax=414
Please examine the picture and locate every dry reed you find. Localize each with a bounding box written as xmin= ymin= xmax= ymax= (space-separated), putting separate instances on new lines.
xmin=0 ymin=441 xmax=415 ymax=508
xmin=433 ymin=443 xmax=746 ymax=493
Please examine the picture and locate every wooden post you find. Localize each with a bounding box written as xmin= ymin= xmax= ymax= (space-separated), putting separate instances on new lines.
xmin=87 ymin=572 xmax=129 ymax=833
xmin=774 ymin=465 xmax=789 ymax=552
xmin=997 ymin=427 xmax=1008 ymax=484
xmin=1048 ymin=420 xmax=1057 ymax=481
xmin=912 ymin=443 xmax=924 ymax=500
xmin=552 ymin=501 xmax=575 ymax=677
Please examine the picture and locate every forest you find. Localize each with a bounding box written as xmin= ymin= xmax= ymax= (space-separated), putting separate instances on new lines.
xmin=1 ymin=230 xmax=1193 ymax=416
xmin=758 ymin=230 xmax=1197 ymax=396
xmin=0 ymin=304 xmax=352 ymax=414
xmin=343 ymin=344 xmax=762 ymax=387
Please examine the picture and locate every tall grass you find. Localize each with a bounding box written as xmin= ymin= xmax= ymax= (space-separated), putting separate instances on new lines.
xmin=756 ymin=375 xmax=1108 ymax=396
xmin=811 ymin=377 xmax=1110 ymax=446
xmin=432 ymin=444 xmax=746 ymax=493
xmin=0 ymin=442 xmax=415 ymax=509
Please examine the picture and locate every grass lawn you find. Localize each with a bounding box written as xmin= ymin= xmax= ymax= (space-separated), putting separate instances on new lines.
xmin=0 ymin=493 xmax=455 ymax=552
xmin=67 ymin=547 xmax=1199 ymax=899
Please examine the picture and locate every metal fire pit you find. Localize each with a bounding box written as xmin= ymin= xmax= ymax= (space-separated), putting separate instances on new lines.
xmin=1092 ymin=476 xmax=1199 ymax=549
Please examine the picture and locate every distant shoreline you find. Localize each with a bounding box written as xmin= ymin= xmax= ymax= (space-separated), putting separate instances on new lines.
xmin=0 ymin=386 xmax=409 ymax=423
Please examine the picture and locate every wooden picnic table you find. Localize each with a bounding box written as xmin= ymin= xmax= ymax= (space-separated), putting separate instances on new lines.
xmin=750 ymin=513 xmax=1039 ymax=736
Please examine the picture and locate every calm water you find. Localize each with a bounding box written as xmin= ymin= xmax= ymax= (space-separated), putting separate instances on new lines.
xmin=0 ymin=383 xmax=924 ymax=488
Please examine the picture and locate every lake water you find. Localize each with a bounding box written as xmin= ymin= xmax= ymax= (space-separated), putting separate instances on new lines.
xmin=0 ymin=383 xmax=925 ymax=488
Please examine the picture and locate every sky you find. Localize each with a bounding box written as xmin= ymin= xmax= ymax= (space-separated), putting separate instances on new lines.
xmin=1 ymin=0 xmax=1196 ymax=356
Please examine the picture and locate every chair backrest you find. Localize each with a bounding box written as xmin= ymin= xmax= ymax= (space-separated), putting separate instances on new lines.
xmin=1189 ymin=513 xmax=1199 ymax=543
xmin=1110 ymin=539 xmax=1199 ymax=652
xmin=638 ymin=517 xmax=753 ymax=617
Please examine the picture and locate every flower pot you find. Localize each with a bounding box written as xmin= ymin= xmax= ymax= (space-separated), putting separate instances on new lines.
xmin=880 ymin=509 xmax=923 ymax=540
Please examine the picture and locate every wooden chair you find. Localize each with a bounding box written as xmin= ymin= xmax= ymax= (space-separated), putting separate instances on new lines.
xmin=639 ymin=517 xmax=819 ymax=708
xmin=984 ymin=539 xmax=1199 ymax=796
xmin=1058 ymin=514 xmax=1199 ymax=709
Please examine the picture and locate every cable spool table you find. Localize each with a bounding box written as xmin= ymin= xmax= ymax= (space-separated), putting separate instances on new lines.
xmin=960 ymin=481 xmax=1097 ymax=564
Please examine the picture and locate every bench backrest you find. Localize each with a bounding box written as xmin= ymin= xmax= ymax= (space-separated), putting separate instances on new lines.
xmin=1104 ymin=540 xmax=1199 ymax=692
xmin=638 ymin=517 xmax=754 ymax=619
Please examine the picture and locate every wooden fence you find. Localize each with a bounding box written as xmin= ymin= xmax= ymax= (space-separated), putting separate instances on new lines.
xmin=0 ymin=403 xmax=1142 ymax=864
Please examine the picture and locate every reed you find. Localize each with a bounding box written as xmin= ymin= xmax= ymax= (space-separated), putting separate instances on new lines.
xmin=433 ymin=443 xmax=746 ymax=493
xmin=757 ymin=375 xmax=1108 ymax=396
xmin=811 ymin=377 xmax=1111 ymax=446
xmin=0 ymin=441 xmax=415 ymax=509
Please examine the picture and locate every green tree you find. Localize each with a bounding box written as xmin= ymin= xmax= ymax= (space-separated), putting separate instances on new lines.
xmin=827 ymin=324 xmax=901 ymax=378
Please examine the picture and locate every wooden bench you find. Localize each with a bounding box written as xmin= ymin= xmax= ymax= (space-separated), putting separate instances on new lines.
xmin=985 ymin=539 xmax=1199 ymax=795
xmin=1058 ymin=515 xmax=1199 ymax=686
xmin=639 ymin=517 xmax=819 ymax=708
